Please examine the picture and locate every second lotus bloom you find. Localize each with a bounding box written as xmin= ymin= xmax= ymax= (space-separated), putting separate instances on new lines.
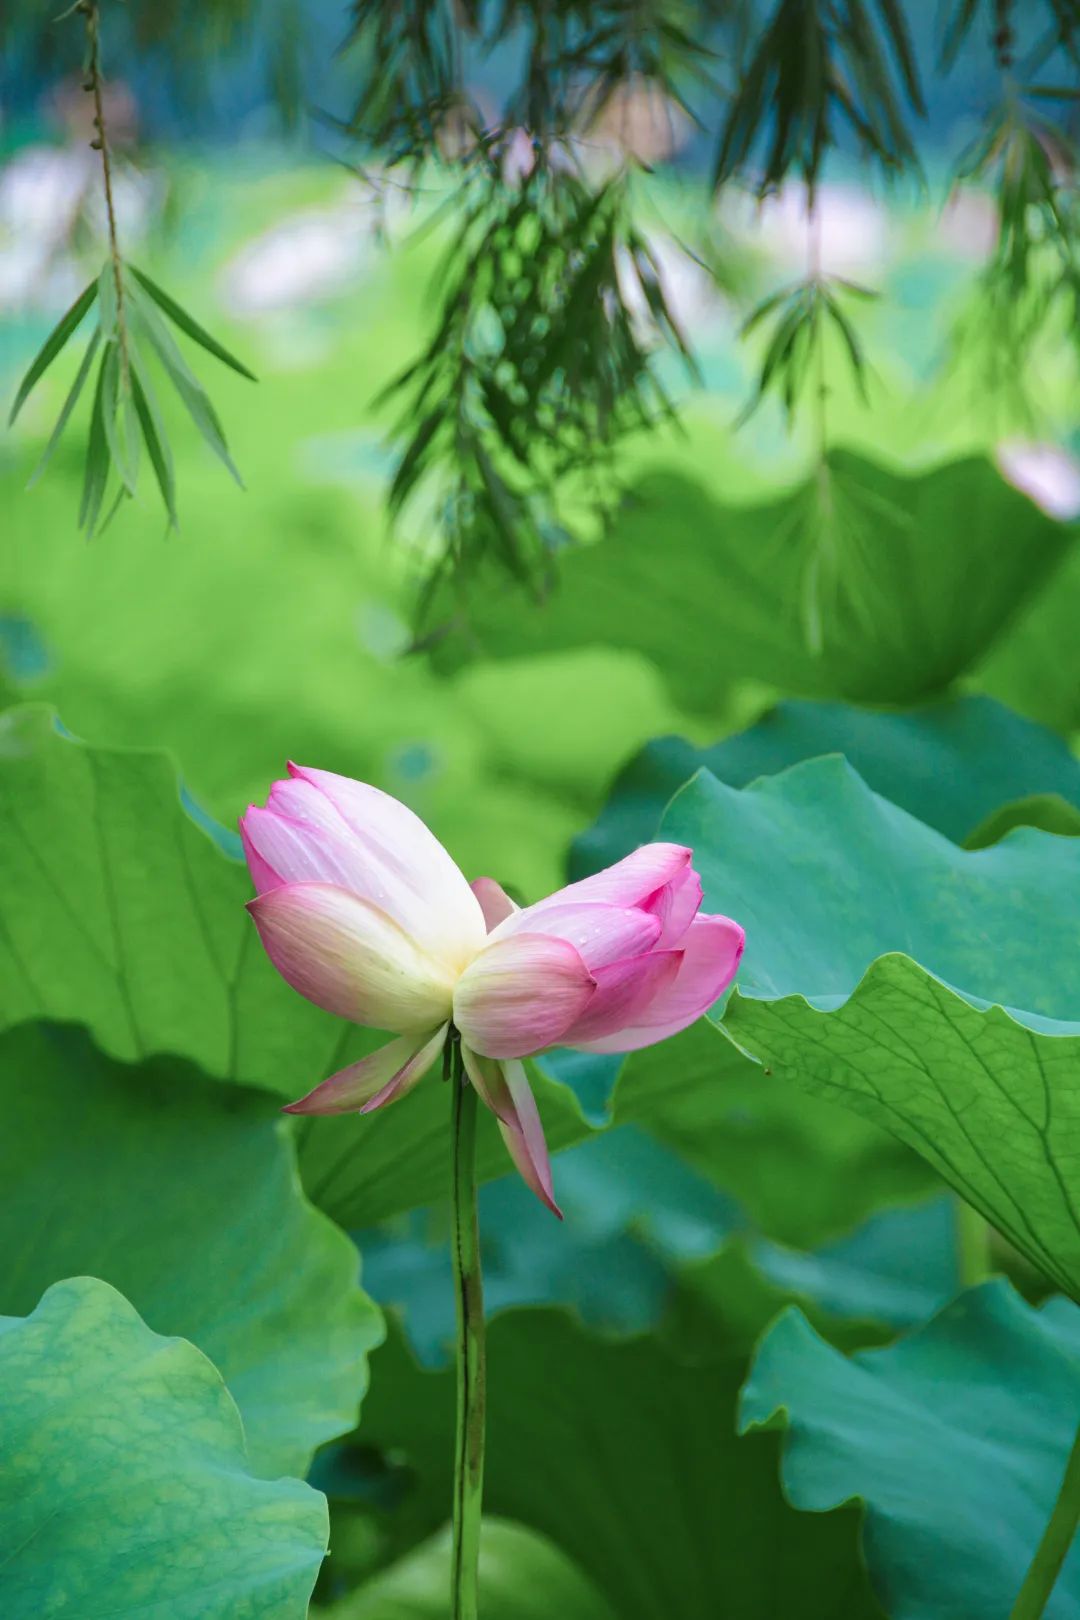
xmin=242 ymin=764 xmax=745 ymax=1214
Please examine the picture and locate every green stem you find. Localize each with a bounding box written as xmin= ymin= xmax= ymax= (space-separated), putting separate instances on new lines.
xmin=1009 ymin=1420 xmax=1080 ymax=1620
xmin=954 ymin=1195 xmax=992 ymax=1288
xmin=449 ymin=1032 xmax=485 ymax=1620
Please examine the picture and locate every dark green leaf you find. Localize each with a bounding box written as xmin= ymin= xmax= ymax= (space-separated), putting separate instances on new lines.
xmin=572 ymin=695 xmax=1080 ymax=879
xmin=77 ymin=343 xmax=111 ymax=537
xmin=0 ymin=1019 xmax=383 ymax=1479
xmin=357 ymin=1312 xmax=881 ymax=1620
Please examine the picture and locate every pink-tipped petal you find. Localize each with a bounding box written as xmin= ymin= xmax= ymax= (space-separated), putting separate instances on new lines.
xmin=471 ymin=876 xmax=519 ymax=932
xmin=242 ymin=803 xmax=383 ymax=898
xmin=573 ymin=913 xmax=745 ymax=1054
xmin=491 ymin=901 xmax=661 ymax=970
xmin=530 ymin=843 xmax=692 ymax=912
xmin=247 ymin=882 xmax=455 ymax=1032
xmin=240 ymin=814 xmax=285 ymax=892
xmin=453 ymin=932 xmax=596 ymax=1059
xmin=361 ymin=1024 xmax=449 ymax=1112
xmin=644 ymin=865 xmax=703 ymax=948
xmin=561 ymin=949 xmax=683 ymax=1043
xmin=249 ymin=767 xmax=486 ymax=969
xmin=461 ymin=1043 xmax=518 ymax=1125
xmin=498 ymin=1059 xmax=562 ymax=1217
xmin=283 ymin=1024 xmax=448 ymax=1115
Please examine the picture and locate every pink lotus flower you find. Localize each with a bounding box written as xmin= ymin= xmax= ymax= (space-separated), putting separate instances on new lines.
xmin=241 ymin=765 xmax=744 ymax=1215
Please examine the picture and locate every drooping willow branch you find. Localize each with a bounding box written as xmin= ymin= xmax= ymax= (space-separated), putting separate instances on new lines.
xmin=81 ymin=0 xmax=130 ymax=391
xmin=9 ymin=0 xmax=256 ymax=533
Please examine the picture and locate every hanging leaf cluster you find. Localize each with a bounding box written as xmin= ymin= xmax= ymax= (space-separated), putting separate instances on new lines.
xmin=10 ymin=262 xmax=254 ymax=535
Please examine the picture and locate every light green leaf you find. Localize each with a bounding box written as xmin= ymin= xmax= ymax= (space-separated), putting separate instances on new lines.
xmin=976 ymin=523 xmax=1080 ymax=733
xmin=740 ymin=1282 xmax=1080 ymax=1619
xmin=100 ymin=339 xmax=139 ymax=497
xmin=356 ymin=1313 xmax=882 ymax=1620
xmin=663 ymin=760 xmax=1080 ymax=1297
xmin=430 ymin=455 xmax=1072 ymax=710
xmin=25 ymin=325 xmax=103 ymax=491
xmin=77 ymin=343 xmax=111 ymax=536
xmin=8 ymin=277 xmax=98 ymax=426
xmin=128 ymin=261 xmax=257 ymax=380
xmin=0 ymin=1020 xmax=382 ymax=1478
xmin=0 ymin=707 xmax=591 ymax=1223
xmin=0 ymin=1276 xmax=328 ymax=1619
xmin=573 ymin=695 xmax=1080 ymax=879
xmin=319 ymin=1520 xmax=617 ymax=1620
xmin=964 ymin=793 xmax=1080 ymax=849
xmin=97 ymin=260 xmax=119 ymax=337
xmin=129 ymin=287 xmax=244 ymax=486
xmin=129 ymin=340 xmax=177 ymax=526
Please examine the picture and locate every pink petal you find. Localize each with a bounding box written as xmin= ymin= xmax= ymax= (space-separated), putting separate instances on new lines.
xmin=531 ymin=843 xmax=692 ymax=911
xmin=461 ymin=1043 xmax=517 ymax=1125
xmin=453 ymin=933 xmax=596 ymax=1059
xmin=498 ymin=1058 xmax=562 ymax=1217
xmin=247 ymin=882 xmax=455 ymax=1032
xmin=644 ymin=865 xmax=703 ymax=948
xmin=240 ymin=817 xmax=283 ymax=892
xmin=244 ymin=767 xmax=486 ymax=970
xmin=283 ymin=1024 xmax=448 ymax=1115
xmin=471 ymin=876 xmax=518 ymax=932
xmin=573 ymin=913 xmax=745 ymax=1054
xmin=492 ymin=900 xmax=660 ymax=970
xmin=561 ymin=949 xmax=683 ymax=1043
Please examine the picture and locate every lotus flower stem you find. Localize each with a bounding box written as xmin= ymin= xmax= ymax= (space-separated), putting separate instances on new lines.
xmin=1008 ymin=1418 xmax=1080 ymax=1620
xmin=448 ymin=1029 xmax=485 ymax=1618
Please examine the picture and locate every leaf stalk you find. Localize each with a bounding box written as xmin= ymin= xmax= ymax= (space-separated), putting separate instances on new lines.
xmin=1008 ymin=1419 xmax=1080 ymax=1620
xmin=448 ymin=1029 xmax=485 ymax=1619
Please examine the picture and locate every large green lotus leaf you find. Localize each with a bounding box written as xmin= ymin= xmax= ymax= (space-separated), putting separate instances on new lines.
xmin=0 ymin=703 xmax=919 ymax=1239
xmin=0 ymin=703 xmax=350 ymax=1091
xmin=0 ymin=1020 xmax=381 ymax=1478
xmin=572 ymin=694 xmax=1080 ymax=878
xmin=740 ymin=1281 xmax=1080 ymax=1620
xmin=964 ymin=793 xmax=1080 ymax=850
xmin=0 ymin=1276 xmax=328 ymax=1618
xmin=976 ymin=539 xmax=1080 ymax=734
xmin=663 ymin=761 xmax=1080 ymax=1297
xmin=430 ymin=454 xmax=1071 ymax=710
xmin=318 ymin=1520 xmax=617 ymax=1620
xmin=608 ymin=1019 xmax=937 ymax=1247
xmin=0 ymin=706 xmax=596 ymax=1226
xmin=666 ymin=1196 xmax=960 ymax=1361
xmin=356 ymin=1313 xmax=881 ymax=1620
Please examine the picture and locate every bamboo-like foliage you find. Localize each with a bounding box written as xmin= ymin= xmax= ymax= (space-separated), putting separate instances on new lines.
xmin=8 ymin=0 xmax=254 ymax=534
xmin=5 ymin=0 xmax=1079 ymax=614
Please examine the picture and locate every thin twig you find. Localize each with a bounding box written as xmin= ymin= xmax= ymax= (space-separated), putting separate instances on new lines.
xmin=79 ymin=0 xmax=130 ymax=389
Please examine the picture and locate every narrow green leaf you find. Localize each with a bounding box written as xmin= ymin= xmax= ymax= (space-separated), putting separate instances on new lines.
xmin=78 ymin=345 xmax=112 ymax=537
xmin=128 ymin=347 xmax=177 ymax=528
xmin=97 ymin=261 xmax=119 ymax=338
xmin=128 ymin=263 xmax=257 ymax=380
xmin=129 ymin=293 xmax=244 ymax=488
xmin=873 ymin=0 xmax=926 ymax=111
xmin=8 ymin=278 xmax=98 ymax=426
xmin=26 ymin=326 xmax=102 ymax=491
xmin=101 ymin=342 xmax=139 ymax=497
